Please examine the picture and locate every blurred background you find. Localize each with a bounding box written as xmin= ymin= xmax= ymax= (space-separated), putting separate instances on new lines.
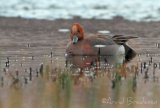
xmin=0 ymin=1 xmax=160 ymax=108
xmin=0 ymin=0 xmax=160 ymax=21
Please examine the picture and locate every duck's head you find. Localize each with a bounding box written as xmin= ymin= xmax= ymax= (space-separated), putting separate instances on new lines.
xmin=70 ymin=23 xmax=84 ymax=44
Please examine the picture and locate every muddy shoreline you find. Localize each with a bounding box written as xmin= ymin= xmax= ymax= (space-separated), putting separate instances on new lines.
xmin=0 ymin=16 xmax=159 ymax=62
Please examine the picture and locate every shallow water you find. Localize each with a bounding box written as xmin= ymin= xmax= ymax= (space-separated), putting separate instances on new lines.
xmin=1 ymin=0 xmax=160 ymax=21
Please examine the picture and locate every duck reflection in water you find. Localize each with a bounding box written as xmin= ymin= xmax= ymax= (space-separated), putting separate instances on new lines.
xmin=65 ymin=23 xmax=137 ymax=79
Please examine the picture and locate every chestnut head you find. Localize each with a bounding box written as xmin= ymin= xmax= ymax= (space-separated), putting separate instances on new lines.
xmin=70 ymin=23 xmax=84 ymax=44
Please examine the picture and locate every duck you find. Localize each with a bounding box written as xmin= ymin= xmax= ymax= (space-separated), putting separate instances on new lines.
xmin=66 ymin=23 xmax=137 ymax=68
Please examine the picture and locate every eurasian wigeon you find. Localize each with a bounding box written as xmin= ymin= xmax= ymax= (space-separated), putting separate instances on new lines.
xmin=66 ymin=23 xmax=137 ymax=68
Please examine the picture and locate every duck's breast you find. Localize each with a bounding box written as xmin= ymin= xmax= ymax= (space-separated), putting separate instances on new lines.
xmin=66 ymin=39 xmax=96 ymax=56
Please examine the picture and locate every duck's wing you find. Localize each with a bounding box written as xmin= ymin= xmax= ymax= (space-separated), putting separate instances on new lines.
xmin=112 ymin=35 xmax=138 ymax=45
xmin=87 ymin=35 xmax=115 ymax=46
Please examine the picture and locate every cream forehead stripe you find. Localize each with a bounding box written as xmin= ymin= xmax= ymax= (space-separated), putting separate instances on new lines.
xmin=72 ymin=25 xmax=78 ymax=33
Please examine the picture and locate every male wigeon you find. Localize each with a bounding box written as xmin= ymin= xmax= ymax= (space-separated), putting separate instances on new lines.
xmin=66 ymin=23 xmax=137 ymax=68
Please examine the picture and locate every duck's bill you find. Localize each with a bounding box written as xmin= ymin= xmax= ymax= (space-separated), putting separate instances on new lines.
xmin=72 ymin=36 xmax=78 ymax=44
